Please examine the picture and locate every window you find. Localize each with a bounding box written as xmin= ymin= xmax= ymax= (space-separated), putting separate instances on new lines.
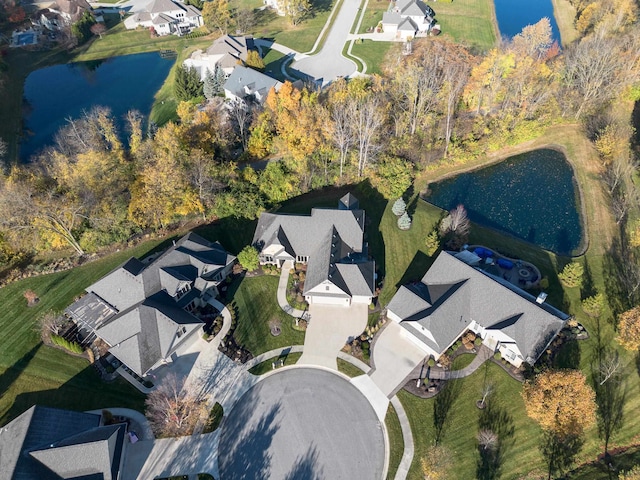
xmin=176 ymin=283 xmax=191 ymax=300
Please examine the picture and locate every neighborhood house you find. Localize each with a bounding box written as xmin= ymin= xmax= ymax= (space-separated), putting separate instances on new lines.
xmin=0 ymin=406 xmax=126 ymax=480
xmin=386 ymin=250 xmax=569 ymax=367
xmin=124 ymin=0 xmax=203 ymax=36
xmin=223 ymin=65 xmax=283 ymax=104
xmin=253 ymin=193 xmax=375 ymax=306
xmin=382 ymin=0 xmax=439 ymax=40
xmin=65 ymin=232 xmax=235 ymax=379
xmin=183 ymin=35 xmax=253 ymax=80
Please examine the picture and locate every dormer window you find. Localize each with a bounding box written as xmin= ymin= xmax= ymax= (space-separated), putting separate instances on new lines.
xmin=176 ymin=283 xmax=191 ymax=300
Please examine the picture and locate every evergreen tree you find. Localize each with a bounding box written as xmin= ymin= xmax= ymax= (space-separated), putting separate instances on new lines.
xmin=203 ymin=68 xmax=217 ymax=100
xmin=71 ymin=11 xmax=96 ymax=44
xmin=392 ymin=197 xmax=406 ymax=216
xmin=213 ymin=64 xmax=225 ymax=95
xmin=398 ymin=212 xmax=412 ymax=230
xmin=175 ymin=66 xmax=204 ymax=101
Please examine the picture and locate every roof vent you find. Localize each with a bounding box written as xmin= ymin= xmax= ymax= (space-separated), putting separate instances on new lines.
xmin=536 ymin=292 xmax=548 ymax=304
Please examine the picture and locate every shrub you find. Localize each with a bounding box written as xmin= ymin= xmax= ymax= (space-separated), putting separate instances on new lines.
xmin=474 ymin=337 xmax=482 ymax=346
xmin=494 ymin=351 xmax=502 ymax=360
xmin=427 ymin=358 xmax=435 ymax=367
xmin=397 ymin=212 xmax=412 ymax=230
xmin=50 ymin=334 xmax=84 ymax=354
xmin=23 ymin=289 xmax=39 ymax=306
xmin=558 ymin=262 xmax=584 ymax=288
xmin=581 ymin=292 xmax=605 ymax=317
xmin=237 ymin=245 xmax=260 ymax=272
xmin=203 ymin=403 xmax=224 ymax=433
xmin=392 ymin=197 xmax=407 ymax=216
xmin=425 ymin=230 xmax=440 ymax=256
xmin=539 ymin=277 xmax=549 ymax=289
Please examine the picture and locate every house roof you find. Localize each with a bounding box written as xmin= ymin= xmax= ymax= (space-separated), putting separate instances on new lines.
xmin=391 ymin=251 xmax=567 ymax=363
xmin=146 ymin=0 xmax=184 ymax=14
xmin=396 ymin=0 xmax=435 ymax=17
xmin=253 ymin=195 xmax=375 ymax=299
xmin=66 ymin=231 xmax=234 ymax=375
xmin=224 ymin=66 xmax=282 ymax=101
xmin=339 ymin=192 xmax=360 ymax=210
xmin=382 ymin=11 xmax=402 ymax=25
xmin=398 ymin=17 xmax=418 ymax=32
xmin=0 ymin=406 xmax=110 ymax=480
xmin=50 ymin=0 xmax=90 ymax=18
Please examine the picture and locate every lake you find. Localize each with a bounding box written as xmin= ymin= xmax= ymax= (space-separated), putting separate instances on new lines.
xmin=426 ymin=149 xmax=584 ymax=256
xmin=21 ymin=52 xmax=175 ymax=161
xmin=493 ymin=0 xmax=561 ymax=43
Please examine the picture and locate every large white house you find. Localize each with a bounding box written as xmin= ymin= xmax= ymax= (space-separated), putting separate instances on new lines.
xmin=386 ymin=251 xmax=568 ymax=367
xmin=223 ymin=65 xmax=282 ymax=104
xmin=124 ymin=0 xmax=203 ymax=36
xmin=253 ymin=193 xmax=376 ymax=306
xmin=382 ymin=0 xmax=438 ymax=40
xmin=183 ymin=35 xmax=253 ymax=80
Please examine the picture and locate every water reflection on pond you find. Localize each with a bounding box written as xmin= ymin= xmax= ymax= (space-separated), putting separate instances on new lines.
xmin=426 ymin=148 xmax=584 ymax=255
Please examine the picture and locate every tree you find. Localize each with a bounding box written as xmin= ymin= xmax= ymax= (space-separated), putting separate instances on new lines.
xmin=203 ymin=68 xmax=218 ymax=100
xmin=37 ymin=311 xmax=67 ymax=340
xmin=425 ymin=230 xmax=440 ymax=256
xmin=145 ymin=373 xmax=208 ymax=437
xmin=617 ymin=306 xmax=640 ymax=352
xmin=71 ymin=11 xmax=96 ymax=44
xmin=582 ymin=292 xmax=605 ymax=317
xmin=371 ymin=155 xmax=414 ymax=199
xmin=619 ymin=465 xmax=640 ymax=480
xmin=0 ymin=138 xmax=7 ymax=160
xmin=257 ymin=162 xmax=299 ymax=203
xmin=174 ymin=65 xmax=203 ymax=102
xmin=477 ymin=429 xmax=498 ymax=451
xmin=521 ymin=370 xmax=596 ymax=437
xmin=346 ymin=93 xmax=383 ymax=177
xmin=90 ymin=22 xmax=107 ymax=39
xmin=237 ymin=245 xmax=260 ymax=271
xmin=245 ymin=50 xmax=265 ymax=71
xmin=229 ymin=99 xmax=252 ymax=150
xmin=202 ymin=0 xmax=232 ymax=34
xmin=234 ymin=8 xmax=256 ymax=33
xmin=558 ymin=262 xmax=584 ymax=288
xmin=392 ymin=197 xmax=407 ymax=216
xmin=397 ymin=212 xmax=412 ymax=230
xmin=277 ymin=0 xmax=311 ymax=25
xmin=420 ymin=445 xmax=452 ymax=480
xmin=440 ymin=204 xmax=470 ymax=237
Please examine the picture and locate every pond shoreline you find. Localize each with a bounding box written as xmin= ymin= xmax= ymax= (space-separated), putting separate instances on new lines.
xmin=423 ymin=143 xmax=589 ymax=257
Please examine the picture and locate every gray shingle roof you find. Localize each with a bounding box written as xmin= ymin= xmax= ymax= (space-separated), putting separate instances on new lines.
xmin=253 ymin=196 xmax=374 ymax=300
xmin=224 ymin=66 xmax=281 ymax=101
xmin=206 ymin=34 xmax=249 ymax=61
xmin=392 ymin=251 xmax=567 ymax=362
xmin=64 ymin=292 xmax=117 ymax=331
xmin=0 ymin=406 xmax=101 ymax=480
xmin=29 ymin=424 xmax=125 ymax=480
xmin=146 ymin=0 xmax=183 ymax=14
xmin=339 ymin=192 xmax=359 ymax=210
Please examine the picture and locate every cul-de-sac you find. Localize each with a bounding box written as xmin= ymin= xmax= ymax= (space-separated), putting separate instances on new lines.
xmin=0 ymin=0 xmax=640 ymax=478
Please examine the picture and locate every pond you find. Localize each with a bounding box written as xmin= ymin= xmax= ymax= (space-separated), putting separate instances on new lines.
xmin=493 ymin=0 xmax=561 ymax=43
xmin=21 ymin=51 xmax=175 ymax=161
xmin=426 ymin=148 xmax=584 ymax=256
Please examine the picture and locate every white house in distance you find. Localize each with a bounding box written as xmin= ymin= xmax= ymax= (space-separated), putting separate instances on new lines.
xmin=124 ymin=0 xmax=203 ymax=36
xmin=386 ymin=251 xmax=568 ymax=367
xmin=382 ymin=0 xmax=438 ymax=40
xmin=253 ymin=193 xmax=376 ymax=306
xmin=183 ymin=35 xmax=253 ymax=80
xmin=263 ymin=0 xmax=285 ymax=16
xmin=223 ymin=65 xmax=282 ymax=104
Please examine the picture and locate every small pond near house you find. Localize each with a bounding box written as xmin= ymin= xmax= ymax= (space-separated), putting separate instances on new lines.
xmin=426 ymin=148 xmax=584 ymax=256
xmin=493 ymin=0 xmax=561 ymax=43
xmin=20 ymin=51 xmax=175 ymax=161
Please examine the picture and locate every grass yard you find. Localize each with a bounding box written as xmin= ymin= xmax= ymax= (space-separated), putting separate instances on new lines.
xmin=357 ymin=0 xmax=388 ymax=34
xmin=336 ymin=357 xmax=366 ymax=377
xmin=350 ymin=40 xmax=395 ymax=75
xmin=433 ymin=0 xmax=498 ymax=52
xmin=227 ymin=275 xmax=306 ymax=356
xmin=248 ymin=352 xmax=303 ymax=375
xmin=262 ymin=47 xmax=292 ymax=82
xmin=385 ymin=403 xmax=404 ymax=480
xmin=0 ymin=238 xmax=171 ymax=425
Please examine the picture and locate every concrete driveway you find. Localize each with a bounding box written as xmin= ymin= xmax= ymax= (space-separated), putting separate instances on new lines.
xmin=298 ymin=303 xmax=368 ymax=369
xmin=291 ymin=0 xmax=360 ymax=84
xmin=218 ymin=368 xmax=385 ymax=480
xmin=368 ymin=321 xmax=428 ymax=397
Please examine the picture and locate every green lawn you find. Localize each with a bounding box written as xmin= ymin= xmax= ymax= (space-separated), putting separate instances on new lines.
xmin=433 ymin=0 xmax=498 ymax=52
xmin=350 ymin=40 xmax=395 ymax=75
xmin=248 ymin=352 xmax=303 ymax=375
xmin=385 ymin=403 xmax=404 ymax=480
xmin=357 ymin=0 xmax=388 ymax=34
xmin=336 ymin=357 xmax=366 ymax=377
xmin=262 ymin=48 xmax=292 ymax=82
xmin=227 ymin=275 xmax=306 ymax=355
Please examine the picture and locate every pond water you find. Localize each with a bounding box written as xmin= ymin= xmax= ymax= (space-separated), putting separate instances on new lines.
xmin=426 ymin=149 xmax=584 ymax=255
xmin=493 ymin=0 xmax=561 ymax=43
xmin=21 ymin=52 xmax=175 ymax=161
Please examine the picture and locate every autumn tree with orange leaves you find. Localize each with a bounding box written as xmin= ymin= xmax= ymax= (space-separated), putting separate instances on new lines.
xmin=617 ymin=305 xmax=640 ymax=352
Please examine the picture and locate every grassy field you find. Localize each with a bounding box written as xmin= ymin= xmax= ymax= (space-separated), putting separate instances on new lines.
xmin=350 ymin=40 xmax=395 ymax=75
xmin=248 ymin=352 xmax=303 ymax=375
xmin=385 ymin=403 xmax=404 ymax=480
xmin=434 ymin=0 xmax=498 ymax=52
xmin=551 ymin=0 xmax=579 ymax=47
xmin=336 ymin=357 xmax=366 ymax=377
xmin=262 ymin=47 xmax=291 ymax=82
xmin=227 ymin=275 xmax=306 ymax=356
xmin=357 ymin=0 xmax=388 ymax=34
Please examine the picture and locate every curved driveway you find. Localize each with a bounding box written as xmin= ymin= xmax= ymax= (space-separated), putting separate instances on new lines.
xmin=291 ymin=0 xmax=360 ymax=85
xmin=218 ymin=368 xmax=385 ymax=479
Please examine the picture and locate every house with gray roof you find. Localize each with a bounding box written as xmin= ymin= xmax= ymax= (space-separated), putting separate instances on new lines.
xmin=0 ymin=405 xmax=126 ymax=480
xmin=65 ymin=232 xmax=235 ymax=378
xmin=124 ymin=0 xmax=202 ymax=36
xmin=382 ymin=0 xmax=438 ymax=40
xmin=184 ymin=35 xmax=254 ymax=79
xmin=223 ymin=65 xmax=283 ymax=104
xmin=386 ymin=251 xmax=568 ymax=367
xmin=252 ymin=193 xmax=375 ymax=306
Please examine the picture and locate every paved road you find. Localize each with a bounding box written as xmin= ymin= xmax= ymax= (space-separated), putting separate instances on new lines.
xmin=291 ymin=0 xmax=360 ymax=84
xmin=218 ymin=368 xmax=385 ymax=480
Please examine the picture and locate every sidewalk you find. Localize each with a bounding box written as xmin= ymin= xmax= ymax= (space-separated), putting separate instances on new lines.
xmin=277 ymin=260 xmax=311 ymax=320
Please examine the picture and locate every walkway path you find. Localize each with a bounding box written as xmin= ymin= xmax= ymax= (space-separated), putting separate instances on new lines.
xmin=276 ymin=260 xmax=310 ymax=320
xmin=390 ymin=396 xmax=414 ymax=480
xmin=428 ymin=345 xmax=494 ymax=380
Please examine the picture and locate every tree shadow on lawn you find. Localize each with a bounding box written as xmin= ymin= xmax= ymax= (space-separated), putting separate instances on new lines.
xmin=476 ymin=400 xmax=515 ymax=480
xmin=2 ymin=364 xmax=145 ymax=426
xmin=552 ymin=338 xmax=581 ymax=370
xmin=602 ymin=236 xmax=640 ymax=318
xmin=396 ymin=250 xmax=435 ymax=290
xmin=433 ymin=378 xmax=461 ymax=445
xmin=0 ymin=343 xmax=41 ymax=405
